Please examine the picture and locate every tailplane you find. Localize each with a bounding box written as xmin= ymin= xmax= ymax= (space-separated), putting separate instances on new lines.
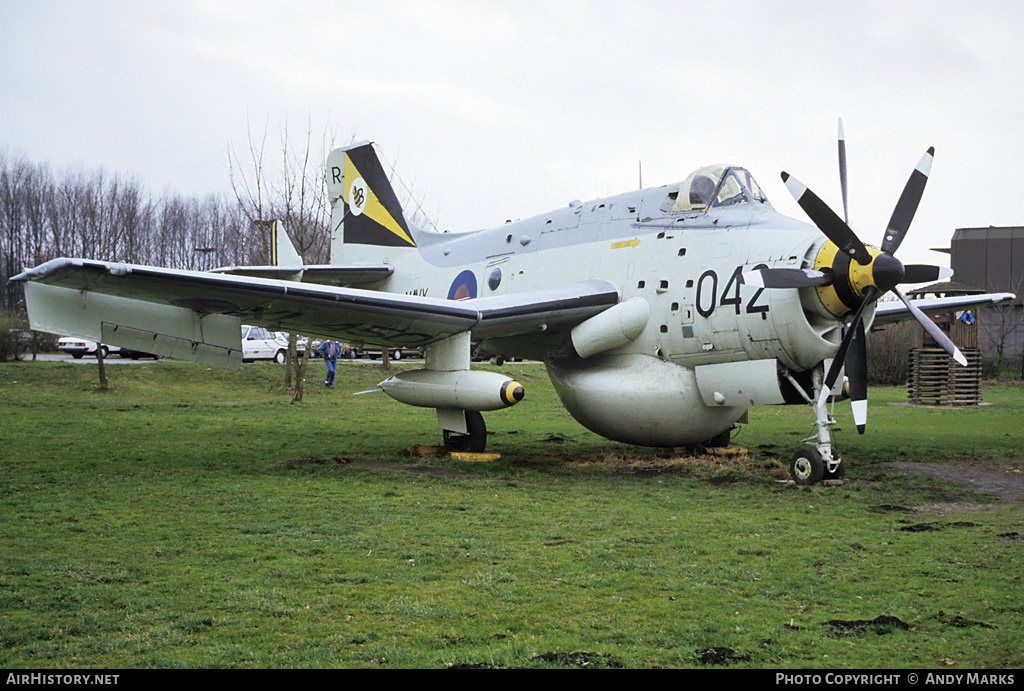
xmin=326 ymin=142 xmax=418 ymax=264
xmin=270 ymin=219 xmax=302 ymax=266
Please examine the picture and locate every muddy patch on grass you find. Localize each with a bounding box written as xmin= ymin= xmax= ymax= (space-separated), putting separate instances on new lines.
xmin=513 ymin=449 xmax=789 ymax=483
xmin=825 ymin=615 xmax=910 ymax=637
xmin=271 ymin=457 xmax=468 ymax=477
xmin=928 ymin=611 xmax=997 ymax=630
xmin=882 ymin=462 xmax=1024 ymax=503
xmin=532 ymin=651 xmax=624 ymax=668
xmin=899 ymin=522 xmax=944 ymax=532
xmin=448 ymin=651 xmax=623 ymax=669
xmin=898 ymin=521 xmax=979 ymax=532
xmin=696 ymin=646 xmax=751 ymax=664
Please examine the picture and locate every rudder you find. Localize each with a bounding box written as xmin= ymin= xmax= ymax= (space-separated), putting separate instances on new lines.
xmin=326 ymin=142 xmax=417 ymax=253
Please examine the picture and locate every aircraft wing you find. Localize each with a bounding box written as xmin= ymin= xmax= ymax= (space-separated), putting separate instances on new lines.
xmin=872 ymin=292 xmax=1016 ymax=326
xmin=12 ymin=258 xmax=618 ymax=369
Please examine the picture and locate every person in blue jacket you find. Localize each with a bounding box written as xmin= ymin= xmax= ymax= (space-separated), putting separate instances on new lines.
xmin=319 ymin=339 xmax=338 ymax=388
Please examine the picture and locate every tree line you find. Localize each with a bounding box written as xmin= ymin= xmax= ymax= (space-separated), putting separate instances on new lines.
xmin=0 ymin=133 xmax=332 ymax=314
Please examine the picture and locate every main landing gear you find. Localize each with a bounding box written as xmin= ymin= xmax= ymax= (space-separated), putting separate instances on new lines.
xmin=442 ymin=410 xmax=487 ymax=453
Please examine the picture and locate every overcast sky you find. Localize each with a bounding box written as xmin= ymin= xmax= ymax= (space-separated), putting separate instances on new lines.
xmin=2 ymin=0 xmax=1022 ymax=267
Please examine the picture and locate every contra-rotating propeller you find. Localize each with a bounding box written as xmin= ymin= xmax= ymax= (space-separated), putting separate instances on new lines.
xmin=745 ymin=120 xmax=963 ymax=434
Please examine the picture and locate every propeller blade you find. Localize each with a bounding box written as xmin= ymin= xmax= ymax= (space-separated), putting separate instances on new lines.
xmin=846 ymin=317 xmax=868 ymax=434
xmin=881 ymin=147 xmax=934 ymax=255
xmin=816 ymin=287 xmax=877 ymax=408
xmin=901 ymin=264 xmax=953 ymax=284
xmin=894 ymin=287 xmax=968 ymax=366
xmin=742 ymin=267 xmax=832 ymax=289
xmin=838 ymin=118 xmax=850 ymax=225
xmin=781 ymin=172 xmax=873 ymax=265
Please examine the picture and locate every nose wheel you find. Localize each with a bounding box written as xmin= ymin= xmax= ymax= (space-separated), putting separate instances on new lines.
xmin=791 ymin=449 xmax=824 ymax=485
xmin=790 ymin=447 xmax=845 ymax=484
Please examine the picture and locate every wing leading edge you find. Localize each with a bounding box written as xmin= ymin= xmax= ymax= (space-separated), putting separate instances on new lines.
xmin=873 ymin=292 xmax=1016 ymax=325
xmin=12 ymin=258 xmax=619 ymax=368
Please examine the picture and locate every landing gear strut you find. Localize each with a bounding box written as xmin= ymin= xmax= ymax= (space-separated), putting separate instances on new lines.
xmin=442 ymin=410 xmax=487 ymax=453
xmin=783 ymin=363 xmax=844 ymax=485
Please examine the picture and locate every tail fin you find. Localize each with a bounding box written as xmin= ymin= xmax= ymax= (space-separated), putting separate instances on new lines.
xmin=269 ymin=220 xmax=302 ymax=266
xmin=326 ymin=142 xmax=417 ymax=260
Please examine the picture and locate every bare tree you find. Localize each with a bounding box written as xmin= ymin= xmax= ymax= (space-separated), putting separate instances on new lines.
xmin=229 ymin=117 xmax=335 ymax=398
xmin=866 ymin=321 xmax=914 ymax=386
xmin=0 ymin=151 xmax=28 ymax=311
xmin=981 ymin=274 xmax=1024 ymax=379
xmin=292 ymin=342 xmax=312 ymax=403
xmin=275 ymin=118 xmax=332 ymax=264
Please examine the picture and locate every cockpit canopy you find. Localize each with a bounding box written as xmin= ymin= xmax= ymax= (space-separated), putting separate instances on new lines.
xmin=671 ymin=165 xmax=770 ymax=213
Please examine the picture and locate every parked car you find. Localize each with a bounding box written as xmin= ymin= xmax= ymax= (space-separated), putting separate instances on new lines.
xmin=355 ymin=345 xmax=422 ymax=361
xmin=272 ymin=333 xmax=308 ymax=358
xmin=241 ymin=325 xmax=289 ymax=363
xmin=57 ymin=336 xmax=159 ymax=360
xmin=119 ymin=349 xmax=160 ymax=360
xmin=57 ymin=337 xmax=120 ymax=359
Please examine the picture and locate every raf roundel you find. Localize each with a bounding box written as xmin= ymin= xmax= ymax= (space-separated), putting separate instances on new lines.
xmin=348 ymin=177 xmax=367 ymax=216
xmin=447 ymin=269 xmax=478 ymax=300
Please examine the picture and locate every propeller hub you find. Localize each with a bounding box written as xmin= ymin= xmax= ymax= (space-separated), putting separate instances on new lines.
xmin=870 ymin=252 xmax=905 ymax=293
xmin=849 ymin=246 xmax=905 ymax=296
xmin=813 ymin=241 xmax=904 ymax=317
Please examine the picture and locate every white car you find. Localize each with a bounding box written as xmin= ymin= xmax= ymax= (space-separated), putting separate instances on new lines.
xmin=241 ymin=325 xmax=289 ymax=363
xmin=57 ymin=337 xmax=120 ymax=359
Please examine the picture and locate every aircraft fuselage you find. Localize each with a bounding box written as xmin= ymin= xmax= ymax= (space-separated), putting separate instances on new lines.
xmin=336 ymin=173 xmax=842 ymax=447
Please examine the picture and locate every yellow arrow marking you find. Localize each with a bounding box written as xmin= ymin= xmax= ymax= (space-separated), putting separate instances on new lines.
xmin=611 ymin=237 xmax=640 ymax=249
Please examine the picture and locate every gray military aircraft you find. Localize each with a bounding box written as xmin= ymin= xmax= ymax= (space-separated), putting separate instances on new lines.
xmin=12 ymin=124 xmax=1014 ymax=484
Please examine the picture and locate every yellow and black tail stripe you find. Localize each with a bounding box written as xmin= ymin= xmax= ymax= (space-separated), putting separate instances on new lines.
xmin=270 ymin=220 xmax=280 ymax=266
xmin=343 ymin=144 xmax=417 ymax=248
xmin=500 ymin=380 xmax=525 ymax=406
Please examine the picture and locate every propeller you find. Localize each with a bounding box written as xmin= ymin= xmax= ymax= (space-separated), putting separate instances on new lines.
xmin=753 ymin=122 xmax=964 ymax=434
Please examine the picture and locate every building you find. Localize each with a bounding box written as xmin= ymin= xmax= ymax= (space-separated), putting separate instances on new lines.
xmin=936 ymin=226 xmax=1024 ymax=374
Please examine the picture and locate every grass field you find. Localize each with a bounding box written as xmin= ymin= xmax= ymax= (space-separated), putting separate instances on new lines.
xmin=1 ymin=359 xmax=1021 ymax=668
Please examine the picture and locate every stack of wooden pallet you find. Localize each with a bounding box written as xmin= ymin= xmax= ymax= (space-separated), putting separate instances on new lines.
xmin=907 ymin=345 xmax=982 ymax=405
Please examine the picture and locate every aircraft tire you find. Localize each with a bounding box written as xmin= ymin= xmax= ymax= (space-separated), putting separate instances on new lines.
xmin=790 ymin=448 xmax=824 ymax=485
xmin=824 ymin=457 xmax=846 ymax=480
xmin=701 ymin=427 xmax=732 ymax=449
xmin=99 ymin=346 xmax=109 ymax=358
xmin=442 ymin=410 xmax=486 ymax=453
